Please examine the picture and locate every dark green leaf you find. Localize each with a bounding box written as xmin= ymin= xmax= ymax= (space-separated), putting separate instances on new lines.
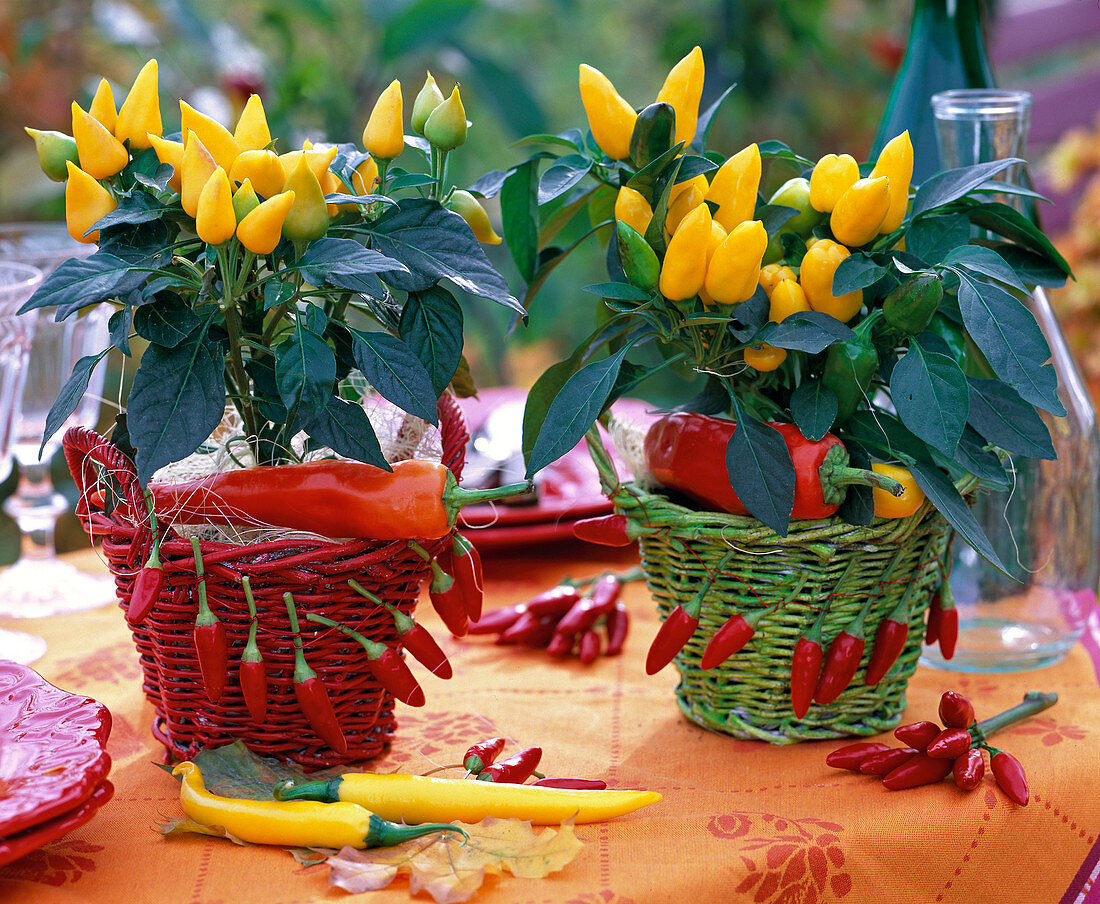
xmin=304 ymin=396 xmax=389 ymax=469
xmin=92 ymin=191 xmax=165 ymax=231
xmin=500 ymin=160 xmax=539 ymax=281
xmin=757 ymin=140 xmax=814 ymax=169
xmin=468 ymin=168 xmax=509 ymax=200
xmin=732 ymin=289 xmax=769 ymax=332
xmin=263 ymin=279 xmax=296 ymax=311
xmin=243 ymin=356 xmax=287 ymax=423
xmin=108 ymin=306 xmax=132 ymax=355
xmin=275 ymin=320 xmax=337 ymax=430
xmin=674 ymin=155 xmax=719 ymax=181
xmin=692 ymin=83 xmax=737 ymax=152
xmin=642 ymin=152 xmax=686 ymax=256
xmin=956 ymin=272 xmax=1063 ymax=415
xmin=726 ymin=398 xmax=795 ymax=536
xmin=41 ymin=351 xmax=109 ymax=450
xmin=537 ymin=154 xmax=592 ymax=206
xmin=906 ymin=213 xmax=971 ymax=265
xmin=789 ymin=381 xmax=838 ymax=441
xmin=133 ymin=162 xmax=174 ymax=193
xmin=837 ymin=440 xmax=875 ymax=526
xmin=523 ymin=222 xmax=605 ymax=309
xmin=510 ymin=133 xmax=582 ymax=151
xmin=941 ymin=245 xmax=1026 ymax=291
xmin=964 ymin=202 xmax=1073 ymax=277
xmin=757 ymin=204 xmax=798 ymax=235
xmin=627 ymin=142 xmax=685 ymax=208
xmin=133 ymin=294 xmax=202 ymax=348
xmin=965 ymin=375 xmax=1055 ymax=459
xmin=952 ymin=425 xmax=1010 ymax=489
xmin=844 ymin=410 xmax=935 ymax=464
xmin=912 ymin=159 xmax=1021 ymax=216
xmin=992 ymin=244 xmax=1068 ymax=288
xmin=832 ymin=253 xmax=887 ymax=294
xmin=350 ymin=328 xmax=438 ymax=424
xmin=582 ymin=282 xmax=653 ymax=302
xmin=399 ymin=288 xmax=463 ymax=396
xmin=757 ymin=311 xmax=855 ymax=353
xmin=20 ymin=253 xmax=144 ymax=318
xmin=297 ymin=237 xmax=408 ymax=293
xmin=890 ymin=343 xmax=969 ymax=456
xmin=673 ymin=375 xmax=731 ymax=416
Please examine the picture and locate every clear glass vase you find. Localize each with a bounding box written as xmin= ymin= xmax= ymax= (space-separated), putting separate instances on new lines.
xmin=921 ymin=89 xmax=1100 ymax=671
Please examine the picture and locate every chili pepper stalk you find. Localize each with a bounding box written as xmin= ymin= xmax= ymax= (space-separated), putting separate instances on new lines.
xmin=190 ymin=538 xmax=228 ymax=704
xmin=285 ymin=593 xmax=348 ymax=754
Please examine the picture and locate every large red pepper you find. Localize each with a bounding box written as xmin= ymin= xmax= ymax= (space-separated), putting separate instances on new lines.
xmin=790 ymin=607 xmax=827 ymax=719
xmin=190 ymin=539 xmax=227 ymax=704
xmin=643 ymin=413 xmax=903 ymax=519
xmin=150 ymin=459 xmax=529 ymax=541
xmin=284 ymin=594 xmax=348 ymax=754
xmin=238 ymin=576 xmax=268 ymax=723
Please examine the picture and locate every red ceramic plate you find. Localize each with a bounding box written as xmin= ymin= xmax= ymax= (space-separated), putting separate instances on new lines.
xmin=0 ymin=780 xmax=114 ymax=868
xmin=0 ymin=661 xmax=112 ymax=838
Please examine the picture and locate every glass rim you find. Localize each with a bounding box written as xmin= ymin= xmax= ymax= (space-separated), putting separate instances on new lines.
xmin=0 ymin=261 xmax=44 ymax=297
xmin=931 ymin=88 xmax=1033 ymax=120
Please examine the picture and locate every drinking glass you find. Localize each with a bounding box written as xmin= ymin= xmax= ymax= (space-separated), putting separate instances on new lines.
xmin=0 ymin=261 xmax=47 ymax=664
xmin=0 ymin=223 xmax=114 ymax=618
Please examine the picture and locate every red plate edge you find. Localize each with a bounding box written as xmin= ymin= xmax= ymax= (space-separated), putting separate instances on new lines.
xmin=0 ymin=780 xmax=114 ymax=869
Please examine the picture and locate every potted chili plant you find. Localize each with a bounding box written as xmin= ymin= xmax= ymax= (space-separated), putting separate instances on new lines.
xmin=501 ymin=47 xmax=1071 ymax=742
xmin=23 ymin=60 xmax=527 ymax=766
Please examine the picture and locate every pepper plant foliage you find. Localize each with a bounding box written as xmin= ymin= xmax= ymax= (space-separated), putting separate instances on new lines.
xmin=22 ymin=67 xmax=522 ymax=486
xmin=504 ymin=54 xmax=1071 ymax=566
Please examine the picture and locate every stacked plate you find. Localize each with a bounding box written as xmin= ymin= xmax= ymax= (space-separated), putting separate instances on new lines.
xmin=0 ymin=662 xmax=113 ymax=867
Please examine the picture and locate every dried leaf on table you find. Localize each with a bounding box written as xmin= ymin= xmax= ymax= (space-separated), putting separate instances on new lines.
xmin=158 ymin=740 xmax=342 ymax=799
xmin=156 ymin=815 xmax=246 ymax=845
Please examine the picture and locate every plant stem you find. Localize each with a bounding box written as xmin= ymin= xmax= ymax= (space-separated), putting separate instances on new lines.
xmin=217 ymin=247 xmax=261 ymax=459
xmin=973 ymin=691 xmax=1058 ymax=745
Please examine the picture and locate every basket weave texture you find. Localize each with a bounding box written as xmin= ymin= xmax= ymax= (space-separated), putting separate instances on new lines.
xmin=587 ymin=429 xmax=957 ymax=744
xmin=62 ymin=394 xmax=467 ymax=768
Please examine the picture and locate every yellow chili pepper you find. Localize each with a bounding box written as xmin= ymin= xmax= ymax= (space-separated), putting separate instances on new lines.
xmin=703 ymin=219 xmax=768 ymax=306
xmin=64 ymin=160 xmax=116 ymax=244
xmin=578 ymin=64 xmax=636 ymax=161
xmin=89 ymin=78 xmax=117 ymax=132
xmin=196 ymin=167 xmax=237 ymax=246
xmin=147 ymin=134 xmax=184 ymax=193
xmin=273 ymin=771 xmax=661 ymax=826
xmin=830 ymin=175 xmax=891 ymax=247
xmin=115 ymin=59 xmax=161 ymax=149
xmin=279 ymin=144 xmax=339 ymax=184
xmin=447 ymin=190 xmax=501 ymax=244
xmin=180 ymin=131 xmax=218 ymax=219
xmin=869 ymin=130 xmax=913 ymax=234
xmin=659 ymin=202 xmax=711 ymax=301
xmin=173 ymin=762 xmax=465 ymax=849
xmin=665 ymin=173 xmax=709 ymax=236
xmin=800 ymin=238 xmax=862 ymax=323
xmin=423 ymin=85 xmax=467 ymax=151
xmin=362 ymin=79 xmax=405 ymax=161
xmin=744 ymin=344 xmax=787 ymax=372
xmin=809 ymin=153 xmax=859 ymax=213
xmin=655 ymin=45 xmax=704 ymax=146
xmin=320 ymin=169 xmax=347 ymax=216
xmin=229 ymin=149 xmax=286 ymax=199
xmin=769 ymin=278 xmax=811 ymax=322
xmin=236 ymin=190 xmax=296 ymax=255
xmin=614 ymin=186 xmax=653 ymax=236
xmin=758 ymin=263 xmax=797 ymax=298
xmin=411 ymin=72 xmax=445 ymax=136
xmin=871 ymin=464 xmax=925 ymax=518
xmin=231 ymin=178 xmax=260 ymax=221
xmin=233 ymin=94 xmax=272 ymax=152
xmin=697 ymin=219 xmax=729 ymax=306
xmin=707 ymin=143 xmax=760 ymax=232
xmin=181 ymin=100 xmax=240 ymax=172
xmin=352 ymin=156 xmax=379 ymax=195
xmin=24 ymin=128 xmax=79 ymax=182
xmin=71 ymin=101 xmax=129 ymax=180
xmin=282 ymin=155 xmax=329 ymax=243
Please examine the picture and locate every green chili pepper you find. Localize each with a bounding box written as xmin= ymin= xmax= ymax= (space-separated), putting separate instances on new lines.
xmin=883 ymin=273 xmax=943 ymax=335
xmin=821 ymin=313 xmax=880 ymax=424
xmin=616 ymin=221 xmax=661 ymax=292
xmin=629 ymin=102 xmax=676 ymax=170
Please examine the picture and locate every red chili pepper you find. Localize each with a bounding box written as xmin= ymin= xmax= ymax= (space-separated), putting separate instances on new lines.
xmin=825 ymin=741 xmax=892 ymax=771
xmin=524 ymin=585 xmax=583 ymax=618
xmin=128 ymin=555 xmax=165 ymax=624
xmin=556 ymin=575 xmax=622 ymax=635
xmin=546 ymin=630 xmax=575 ymax=658
xmin=894 ymin=720 xmax=940 ymax=750
xmin=858 ymin=747 xmax=919 ymax=775
xmin=864 ymin=597 xmax=909 ymax=686
xmin=532 ymin=777 xmax=608 ymax=790
xmin=463 ymin=737 xmax=506 ymax=774
xmin=938 ymin=691 xmax=975 ymax=729
xmin=790 ymin=608 xmax=827 ymax=719
xmin=814 ymin=600 xmax=872 ymax=705
xmin=604 ymin=601 xmax=630 ymax=656
xmin=190 ymin=539 xmax=227 ymax=704
xmin=925 ymin=592 xmax=941 ymax=644
xmin=579 ymin=629 xmax=602 ymax=664
xmin=926 ymin=727 xmax=972 ymax=759
xmin=953 ymin=748 xmax=985 ymax=791
xmin=937 ymin=596 xmax=958 ymax=660
xmin=700 ymin=610 xmax=758 ymax=670
xmin=285 ymin=594 xmax=347 ymax=755
xmin=427 ymin=552 xmax=469 ymax=637
xmin=498 ymin=610 xmax=554 ymax=647
xmin=468 ymin=605 xmax=525 ymax=635
xmin=396 ymin=620 xmax=453 ymax=679
xmin=476 ymin=746 xmax=542 ymax=783
xmin=238 ymin=576 xmax=267 ymax=723
xmin=450 ymin=533 xmax=484 ymax=621
xmin=572 ymin=514 xmax=635 ymax=547
xmin=643 ymin=413 xmax=903 ymax=519
xmin=881 ymin=752 xmax=954 ymax=790
xmin=646 ymin=604 xmax=699 ymax=675
xmin=989 ymin=748 xmax=1029 ymax=805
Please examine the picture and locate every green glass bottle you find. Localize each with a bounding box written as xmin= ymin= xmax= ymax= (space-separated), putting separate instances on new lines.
xmin=871 ymin=0 xmax=995 ymax=183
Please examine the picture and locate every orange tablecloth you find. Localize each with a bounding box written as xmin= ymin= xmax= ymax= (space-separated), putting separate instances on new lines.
xmin=2 ymin=544 xmax=1100 ymax=904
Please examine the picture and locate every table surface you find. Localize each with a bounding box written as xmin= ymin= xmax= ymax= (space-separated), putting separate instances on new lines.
xmin=2 ymin=544 xmax=1100 ymax=904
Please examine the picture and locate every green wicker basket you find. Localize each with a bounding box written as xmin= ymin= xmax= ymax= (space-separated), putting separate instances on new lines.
xmin=587 ymin=427 xmax=963 ymax=744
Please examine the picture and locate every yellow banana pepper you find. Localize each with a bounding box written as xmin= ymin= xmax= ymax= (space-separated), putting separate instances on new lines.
xmin=236 ymin=190 xmax=296 ymax=255
xmin=809 ymin=153 xmax=859 ymax=213
xmin=702 ymin=218 xmax=768 ymax=305
xmin=115 ymin=59 xmax=161 ymax=149
xmin=800 ymin=238 xmax=862 ymax=322
xmin=281 ymin=156 xmax=329 ymax=243
xmin=173 ymin=763 xmax=465 ymax=849
xmin=423 ymin=85 xmax=467 ymax=151
xmin=233 ymin=94 xmax=272 ymax=152
xmin=758 ymin=263 xmax=797 ymax=298
xmin=871 ymin=464 xmax=925 ymax=518
xmin=273 ymin=771 xmax=661 ymax=826
xmin=195 ymin=167 xmax=237 ymax=245
xmin=64 ymin=161 xmax=116 ymax=243
xmin=769 ymin=278 xmax=811 ymax=322
xmin=181 ymin=100 xmax=240 ymax=172
xmin=830 ymin=175 xmax=891 ymax=247
xmin=659 ymin=202 xmax=711 ymax=301
xmin=229 ymin=149 xmax=286 ymax=199
xmin=869 ymin=130 xmax=913 ymax=233
xmin=71 ymin=101 xmax=129 ymax=179
xmin=707 ymin=143 xmax=760 ymax=231
xmin=655 ymin=45 xmax=704 ymax=146
xmin=665 ymin=173 xmax=709 ymax=236
xmin=24 ymin=128 xmax=78 ymax=182
xmin=231 ymin=178 xmax=260 ymax=221
xmin=578 ymin=64 xmax=636 ymax=161
xmin=447 ymin=190 xmax=502 ymax=244
xmin=363 ymin=79 xmax=405 ymax=161
xmin=744 ymin=344 xmax=787 ymax=372
xmin=148 ymin=134 xmax=184 ymax=193
xmin=89 ymin=78 xmax=117 ymax=132
xmin=411 ymin=72 xmax=445 ymax=136
xmin=180 ymin=132 xmax=218 ymax=219
xmin=614 ymin=186 xmax=653 ymax=236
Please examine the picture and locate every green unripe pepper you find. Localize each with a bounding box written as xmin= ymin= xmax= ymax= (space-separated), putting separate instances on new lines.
xmin=616 ymin=221 xmax=660 ymax=292
xmin=411 ymin=72 xmax=445 ymax=136
xmin=629 ymin=102 xmax=676 ymax=170
xmin=883 ymin=273 xmax=943 ymax=335
xmin=25 ymin=127 xmax=79 ymax=182
xmin=768 ymin=177 xmax=823 ymax=235
xmin=821 ymin=312 xmax=880 ymax=424
xmin=423 ymin=86 xmax=467 ymax=151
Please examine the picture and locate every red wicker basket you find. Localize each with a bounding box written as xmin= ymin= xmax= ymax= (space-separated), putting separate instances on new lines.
xmin=62 ymin=394 xmax=467 ymax=768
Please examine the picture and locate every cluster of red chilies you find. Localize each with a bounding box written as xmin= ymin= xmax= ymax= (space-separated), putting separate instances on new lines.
xmin=455 ymin=737 xmax=606 ymax=789
xmin=825 ymin=690 xmax=1055 ymax=805
xmin=465 ymin=573 xmax=631 ymax=663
